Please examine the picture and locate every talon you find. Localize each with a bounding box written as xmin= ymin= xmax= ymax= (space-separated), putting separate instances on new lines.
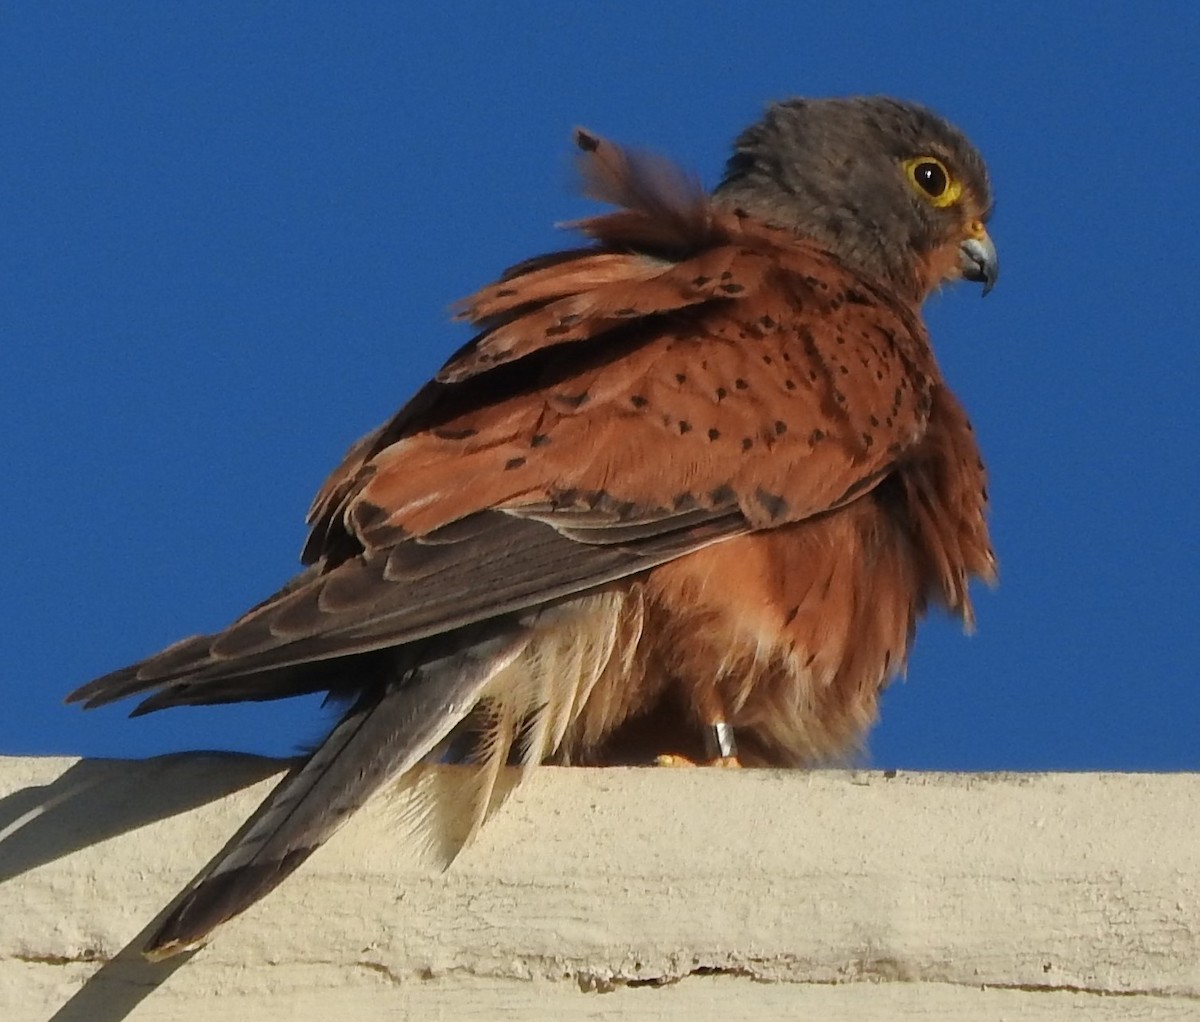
xmin=654 ymin=753 xmax=698 ymax=767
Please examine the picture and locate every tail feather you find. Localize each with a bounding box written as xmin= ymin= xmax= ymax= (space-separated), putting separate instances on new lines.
xmin=143 ymin=624 xmax=530 ymax=960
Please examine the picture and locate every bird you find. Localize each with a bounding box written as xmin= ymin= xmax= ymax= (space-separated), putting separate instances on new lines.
xmin=69 ymin=95 xmax=999 ymax=959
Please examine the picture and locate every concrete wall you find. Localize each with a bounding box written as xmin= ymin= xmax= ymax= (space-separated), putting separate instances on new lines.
xmin=2 ymin=755 xmax=1198 ymax=1020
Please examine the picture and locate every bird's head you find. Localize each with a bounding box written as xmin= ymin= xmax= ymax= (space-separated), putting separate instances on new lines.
xmin=714 ymin=96 xmax=997 ymax=302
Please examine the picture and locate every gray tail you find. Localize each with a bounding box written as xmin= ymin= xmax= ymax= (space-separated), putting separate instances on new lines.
xmin=144 ymin=625 xmax=528 ymax=960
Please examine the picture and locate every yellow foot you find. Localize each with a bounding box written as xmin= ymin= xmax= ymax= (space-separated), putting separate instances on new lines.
xmin=653 ymin=754 xmax=742 ymax=768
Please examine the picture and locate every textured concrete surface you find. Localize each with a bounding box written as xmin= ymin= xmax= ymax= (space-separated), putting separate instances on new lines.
xmin=2 ymin=756 xmax=1198 ymax=1020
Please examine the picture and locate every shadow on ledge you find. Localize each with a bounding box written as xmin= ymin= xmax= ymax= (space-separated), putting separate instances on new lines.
xmin=0 ymin=753 xmax=287 ymax=886
xmin=1 ymin=754 xmax=289 ymax=1022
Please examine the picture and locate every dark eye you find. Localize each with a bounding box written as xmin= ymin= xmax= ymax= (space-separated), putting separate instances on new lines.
xmin=913 ymin=161 xmax=947 ymax=197
xmin=902 ymin=156 xmax=962 ymax=208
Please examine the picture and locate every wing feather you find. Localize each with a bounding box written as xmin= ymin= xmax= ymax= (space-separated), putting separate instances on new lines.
xmin=69 ymin=508 xmax=746 ymax=713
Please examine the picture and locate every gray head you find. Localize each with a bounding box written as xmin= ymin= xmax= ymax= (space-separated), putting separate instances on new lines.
xmin=714 ymin=96 xmax=997 ymax=301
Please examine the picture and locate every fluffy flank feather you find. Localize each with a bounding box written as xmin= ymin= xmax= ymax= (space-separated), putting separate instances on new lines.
xmin=459 ymin=591 xmax=638 ymax=844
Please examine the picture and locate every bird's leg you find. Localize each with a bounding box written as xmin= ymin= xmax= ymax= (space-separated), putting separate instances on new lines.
xmin=655 ymin=699 xmax=742 ymax=768
xmin=705 ymin=720 xmax=740 ymax=765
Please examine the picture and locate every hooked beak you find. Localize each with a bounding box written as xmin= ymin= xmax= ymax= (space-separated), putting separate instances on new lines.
xmin=960 ymin=229 xmax=999 ymax=296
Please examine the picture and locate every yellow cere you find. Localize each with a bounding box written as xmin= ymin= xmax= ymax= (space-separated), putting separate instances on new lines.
xmin=902 ymin=156 xmax=963 ymax=208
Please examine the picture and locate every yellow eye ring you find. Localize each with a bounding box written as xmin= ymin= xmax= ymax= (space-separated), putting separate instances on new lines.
xmin=903 ymin=156 xmax=963 ymax=208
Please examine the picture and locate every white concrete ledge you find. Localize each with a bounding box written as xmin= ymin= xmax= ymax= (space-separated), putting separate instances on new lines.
xmin=1 ymin=756 xmax=1198 ymax=1020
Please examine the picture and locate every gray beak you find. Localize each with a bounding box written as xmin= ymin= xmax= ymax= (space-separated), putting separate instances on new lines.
xmin=960 ymin=232 xmax=999 ymax=296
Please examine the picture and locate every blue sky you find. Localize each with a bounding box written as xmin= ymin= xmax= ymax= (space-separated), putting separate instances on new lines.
xmin=3 ymin=4 xmax=1197 ymax=770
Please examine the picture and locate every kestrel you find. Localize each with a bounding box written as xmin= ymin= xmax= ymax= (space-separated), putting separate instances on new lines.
xmin=70 ymin=96 xmax=998 ymax=959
